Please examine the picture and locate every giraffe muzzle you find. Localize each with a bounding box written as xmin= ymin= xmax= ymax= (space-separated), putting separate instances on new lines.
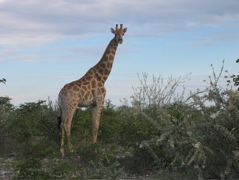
xmin=118 ymin=39 xmax=123 ymax=44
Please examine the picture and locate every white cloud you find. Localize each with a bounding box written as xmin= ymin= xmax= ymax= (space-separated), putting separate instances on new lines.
xmin=1 ymin=0 xmax=237 ymax=63
xmin=0 ymin=0 xmax=238 ymax=45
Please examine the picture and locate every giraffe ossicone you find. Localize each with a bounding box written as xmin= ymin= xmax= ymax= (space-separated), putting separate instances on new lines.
xmin=58 ymin=24 xmax=127 ymax=158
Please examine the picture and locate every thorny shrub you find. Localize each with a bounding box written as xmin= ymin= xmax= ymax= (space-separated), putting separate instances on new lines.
xmin=125 ymin=61 xmax=239 ymax=179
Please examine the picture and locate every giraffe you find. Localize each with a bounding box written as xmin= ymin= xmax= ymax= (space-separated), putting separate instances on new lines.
xmin=58 ymin=24 xmax=127 ymax=158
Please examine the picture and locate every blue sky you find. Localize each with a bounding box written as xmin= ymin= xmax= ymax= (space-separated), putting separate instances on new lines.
xmin=1 ymin=0 xmax=239 ymax=106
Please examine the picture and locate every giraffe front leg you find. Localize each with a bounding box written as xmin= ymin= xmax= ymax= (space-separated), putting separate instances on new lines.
xmin=92 ymin=100 xmax=104 ymax=143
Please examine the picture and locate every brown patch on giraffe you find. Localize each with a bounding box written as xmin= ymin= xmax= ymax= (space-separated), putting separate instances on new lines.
xmin=83 ymin=79 xmax=91 ymax=86
xmin=67 ymin=85 xmax=73 ymax=91
xmin=97 ymin=82 xmax=102 ymax=86
xmin=82 ymin=86 xmax=87 ymax=92
xmin=102 ymin=77 xmax=107 ymax=82
xmin=99 ymin=68 xmax=104 ymax=75
xmin=91 ymin=79 xmax=96 ymax=88
xmin=85 ymin=76 xmax=91 ymax=81
xmin=101 ymin=62 xmax=106 ymax=69
xmin=88 ymin=69 xmax=94 ymax=75
xmin=107 ymin=62 xmax=112 ymax=68
xmin=75 ymin=81 xmax=82 ymax=86
xmin=63 ymin=84 xmax=69 ymax=90
xmin=99 ymin=87 xmax=105 ymax=94
xmin=106 ymin=49 xmax=111 ymax=54
xmin=73 ymin=85 xmax=79 ymax=91
xmin=109 ymin=55 xmax=114 ymax=61
xmin=72 ymin=102 xmax=77 ymax=107
xmin=104 ymin=69 xmax=110 ymax=76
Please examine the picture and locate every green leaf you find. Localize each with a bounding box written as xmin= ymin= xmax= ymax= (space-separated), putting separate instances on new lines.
xmin=0 ymin=78 xmax=6 ymax=84
xmin=236 ymin=59 xmax=239 ymax=63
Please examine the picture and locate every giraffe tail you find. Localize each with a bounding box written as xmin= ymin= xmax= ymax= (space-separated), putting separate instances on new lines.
xmin=57 ymin=100 xmax=62 ymax=131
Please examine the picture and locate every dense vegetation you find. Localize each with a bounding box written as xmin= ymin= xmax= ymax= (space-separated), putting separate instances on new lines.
xmin=1 ymin=61 xmax=239 ymax=179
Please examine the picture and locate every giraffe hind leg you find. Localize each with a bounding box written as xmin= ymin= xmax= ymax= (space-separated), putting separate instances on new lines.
xmin=60 ymin=123 xmax=74 ymax=157
xmin=65 ymin=122 xmax=74 ymax=153
xmin=61 ymin=106 xmax=77 ymax=156
xmin=60 ymin=121 xmax=65 ymax=158
xmin=60 ymin=120 xmax=74 ymax=157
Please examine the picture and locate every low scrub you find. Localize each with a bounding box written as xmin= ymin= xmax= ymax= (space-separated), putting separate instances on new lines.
xmin=1 ymin=61 xmax=239 ymax=179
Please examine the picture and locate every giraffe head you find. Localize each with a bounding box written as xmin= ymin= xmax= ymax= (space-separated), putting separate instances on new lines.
xmin=110 ymin=24 xmax=127 ymax=44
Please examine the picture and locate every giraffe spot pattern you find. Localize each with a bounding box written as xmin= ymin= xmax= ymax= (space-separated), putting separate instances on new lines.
xmin=58 ymin=25 xmax=126 ymax=157
xmin=91 ymin=79 xmax=97 ymax=88
xmin=107 ymin=62 xmax=112 ymax=68
xmin=109 ymin=55 xmax=114 ymax=61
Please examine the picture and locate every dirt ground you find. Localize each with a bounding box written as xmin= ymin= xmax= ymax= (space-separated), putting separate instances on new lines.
xmin=0 ymin=135 xmax=181 ymax=179
xmin=0 ymin=135 xmax=19 ymax=179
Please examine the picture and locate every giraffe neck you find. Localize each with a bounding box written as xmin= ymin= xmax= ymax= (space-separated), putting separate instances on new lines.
xmin=93 ymin=38 xmax=119 ymax=83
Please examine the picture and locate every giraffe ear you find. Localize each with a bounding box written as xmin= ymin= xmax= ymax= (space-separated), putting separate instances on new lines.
xmin=110 ymin=28 xmax=116 ymax=34
xmin=123 ymin=28 xmax=127 ymax=33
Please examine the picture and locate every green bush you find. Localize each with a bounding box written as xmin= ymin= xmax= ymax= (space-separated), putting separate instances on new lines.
xmin=71 ymin=101 xmax=124 ymax=144
xmin=99 ymin=104 xmax=123 ymax=143
xmin=128 ymin=62 xmax=239 ymax=179
xmin=6 ymin=100 xmax=60 ymax=179
xmin=71 ymin=107 xmax=92 ymax=143
xmin=8 ymin=100 xmax=59 ymax=144
xmin=0 ymin=97 xmax=14 ymax=132
xmin=118 ymin=108 xmax=159 ymax=148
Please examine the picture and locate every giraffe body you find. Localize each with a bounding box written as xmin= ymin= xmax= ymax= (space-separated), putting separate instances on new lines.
xmin=58 ymin=24 xmax=127 ymax=158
